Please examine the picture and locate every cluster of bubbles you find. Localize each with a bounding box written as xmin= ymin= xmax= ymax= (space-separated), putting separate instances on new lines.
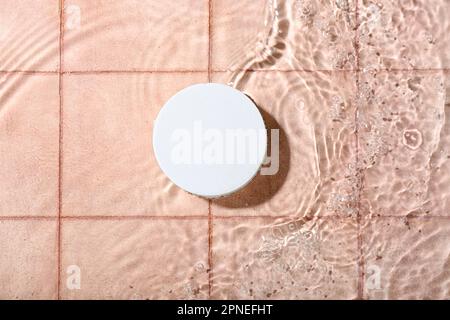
xmin=293 ymin=0 xmax=355 ymax=69
xmin=232 ymin=221 xmax=333 ymax=298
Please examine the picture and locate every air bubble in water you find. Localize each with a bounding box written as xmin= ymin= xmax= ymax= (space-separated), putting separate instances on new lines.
xmin=335 ymin=0 xmax=349 ymax=11
xmin=402 ymin=129 xmax=422 ymax=150
xmin=194 ymin=262 xmax=205 ymax=272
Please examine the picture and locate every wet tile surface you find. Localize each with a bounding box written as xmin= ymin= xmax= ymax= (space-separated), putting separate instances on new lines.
xmin=357 ymin=70 xmax=447 ymax=216
xmin=62 ymin=72 xmax=209 ymax=216
xmin=362 ymin=217 xmax=450 ymax=299
xmin=0 ymin=74 xmax=59 ymax=216
xmin=61 ymin=218 xmax=209 ymax=299
xmin=0 ymin=0 xmax=59 ymax=71
xmin=212 ymin=0 xmax=357 ymax=71
xmin=0 ymin=220 xmax=57 ymax=299
xmin=1 ymin=0 xmax=450 ymax=300
xmin=421 ymin=73 xmax=450 ymax=216
xmin=211 ymin=217 xmax=359 ymax=299
xmin=358 ymin=0 xmax=450 ymax=70
xmin=211 ymin=70 xmax=357 ymax=217
xmin=64 ymin=0 xmax=209 ymax=71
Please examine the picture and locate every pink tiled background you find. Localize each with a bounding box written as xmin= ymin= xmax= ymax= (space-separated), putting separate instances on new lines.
xmin=0 ymin=0 xmax=449 ymax=299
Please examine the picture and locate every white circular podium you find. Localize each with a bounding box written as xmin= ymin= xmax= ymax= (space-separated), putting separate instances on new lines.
xmin=153 ymin=83 xmax=267 ymax=198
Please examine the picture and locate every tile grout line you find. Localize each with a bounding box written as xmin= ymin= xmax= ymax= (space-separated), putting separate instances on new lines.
xmin=1 ymin=214 xmax=449 ymax=221
xmin=207 ymin=201 xmax=213 ymax=298
xmin=207 ymin=0 xmax=213 ymax=82
xmin=207 ymin=0 xmax=213 ymax=299
xmin=8 ymin=2 xmax=446 ymax=301
xmin=0 ymin=216 xmax=58 ymax=220
xmin=62 ymin=215 xmax=208 ymax=220
xmin=1 ymin=68 xmax=450 ymax=75
xmin=354 ymin=0 xmax=365 ymax=300
xmin=64 ymin=70 xmax=209 ymax=74
xmin=0 ymin=70 xmax=58 ymax=75
xmin=57 ymin=0 xmax=65 ymax=301
xmin=1 ymin=3 xmax=447 ymax=302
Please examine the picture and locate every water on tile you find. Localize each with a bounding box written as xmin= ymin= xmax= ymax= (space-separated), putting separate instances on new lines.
xmin=1 ymin=0 xmax=450 ymax=300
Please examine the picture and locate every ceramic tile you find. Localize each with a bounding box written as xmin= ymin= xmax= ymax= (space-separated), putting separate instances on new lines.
xmin=0 ymin=74 xmax=59 ymax=216
xmin=0 ymin=0 xmax=59 ymax=71
xmin=358 ymin=0 xmax=450 ymax=70
xmin=63 ymin=0 xmax=208 ymax=71
xmin=211 ymin=71 xmax=357 ymax=217
xmin=0 ymin=219 xmax=57 ymax=299
xmin=357 ymin=70 xmax=447 ymax=216
xmin=212 ymin=0 xmax=356 ymax=71
xmin=211 ymin=0 xmax=267 ymax=71
xmin=62 ymin=72 xmax=209 ymax=216
xmin=211 ymin=216 xmax=359 ymax=299
xmin=424 ymin=73 xmax=450 ymax=216
xmin=1 ymin=0 xmax=449 ymax=301
xmin=362 ymin=217 xmax=450 ymax=299
xmin=60 ymin=218 xmax=209 ymax=299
